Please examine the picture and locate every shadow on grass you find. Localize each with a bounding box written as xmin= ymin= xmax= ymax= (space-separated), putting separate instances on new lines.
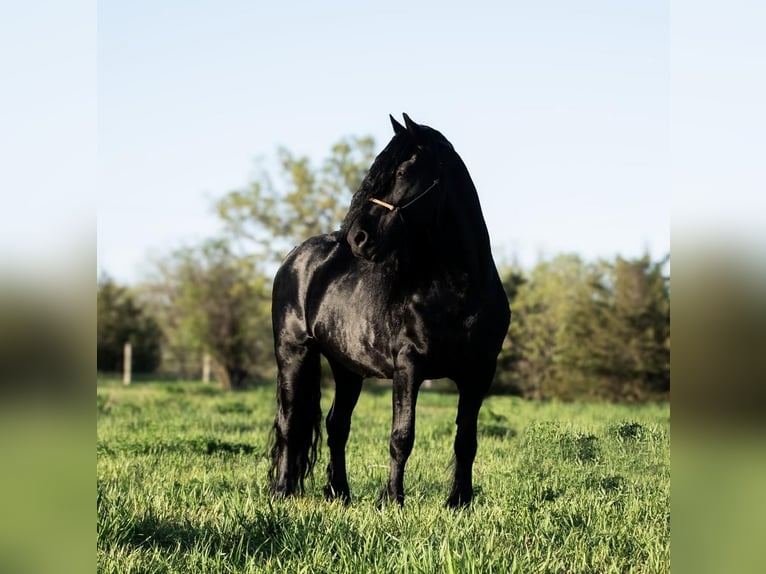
xmin=98 ymin=437 xmax=265 ymax=457
xmin=559 ymin=433 xmax=601 ymax=463
xmin=112 ymin=503 xmax=367 ymax=569
xmin=118 ymin=509 xmax=285 ymax=565
xmin=614 ymin=421 xmax=646 ymax=441
xmin=478 ymin=424 xmax=517 ymax=439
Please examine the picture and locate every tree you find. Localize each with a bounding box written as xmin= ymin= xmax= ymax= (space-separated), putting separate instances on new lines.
xmin=506 ymin=254 xmax=596 ymax=399
xmin=215 ymin=136 xmax=376 ymax=261
xmin=136 ymin=262 xmax=203 ymax=380
xmin=142 ymin=240 xmax=272 ymax=390
xmin=561 ymin=255 xmax=670 ymax=400
xmin=97 ymin=275 xmax=162 ymax=373
xmin=501 ymin=253 xmax=670 ymax=401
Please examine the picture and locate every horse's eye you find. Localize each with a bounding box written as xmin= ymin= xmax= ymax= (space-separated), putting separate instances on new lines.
xmin=396 ymin=168 xmax=406 ymax=178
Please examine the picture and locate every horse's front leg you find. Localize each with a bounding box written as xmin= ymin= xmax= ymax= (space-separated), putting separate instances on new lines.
xmin=380 ymin=364 xmax=421 ymax=507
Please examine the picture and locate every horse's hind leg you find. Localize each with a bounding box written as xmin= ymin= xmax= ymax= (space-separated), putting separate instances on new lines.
xmin=271 ymin=341 xmax=322 ymax=497
xmin=323 ymin=359 xmax=363 ymax=504
xmin=447 ymin=367 xmax=494 ymax=508
xmin=446 ymin=390 xmax=482 ymax=507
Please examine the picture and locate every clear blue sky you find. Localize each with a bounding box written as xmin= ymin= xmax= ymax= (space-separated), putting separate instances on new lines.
xmin=97 ymin=0 xmax=669 ymax=283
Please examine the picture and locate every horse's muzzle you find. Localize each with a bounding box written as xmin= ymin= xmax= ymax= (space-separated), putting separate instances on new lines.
xmin=347 ymin=227 xmax=379 ymax=261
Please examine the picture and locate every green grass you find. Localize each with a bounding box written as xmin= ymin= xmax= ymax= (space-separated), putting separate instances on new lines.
xmin=97 ymin=381 xmax=670 ymax=573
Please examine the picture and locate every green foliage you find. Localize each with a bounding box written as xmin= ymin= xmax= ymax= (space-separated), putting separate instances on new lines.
xmin=496 ymin=253 xmax=670 ymax=401
xmin=97 ymin=381 xmax=670 ymax=573
xmin=562 ymin=255 xmax=670 ymax=400
xmin=215 ymin=136 xmax=376 ymax=260
xmin=141 ymin=239 xmax=273 ymax=389
xmin=497 ymin=255 xmax=596 ymax=398
xmin=97 ymin=275 xmax=162 ymax=373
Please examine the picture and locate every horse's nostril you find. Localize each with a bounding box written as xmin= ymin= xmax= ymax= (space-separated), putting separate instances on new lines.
xmin=354 ymin=230 xmax=368 ymax=248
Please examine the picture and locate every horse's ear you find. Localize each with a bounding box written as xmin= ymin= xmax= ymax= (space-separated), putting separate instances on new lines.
xmin=402 ymin=113 xmax=427 ymax=146
xmin=390 ymin=114 xmax=406 ymax=135
xmin=402 ymin=113 xmax=419 ymax=136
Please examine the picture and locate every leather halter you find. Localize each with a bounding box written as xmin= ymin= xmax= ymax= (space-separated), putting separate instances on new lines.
xmin=369 ymin=179 xmax=440 ymax=212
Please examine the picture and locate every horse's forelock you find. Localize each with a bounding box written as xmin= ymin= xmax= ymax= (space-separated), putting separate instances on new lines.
xmin=341 ymin=133 xmax=414 ymax=231
xmin=362 ymin=134 xmax=413 ymax=192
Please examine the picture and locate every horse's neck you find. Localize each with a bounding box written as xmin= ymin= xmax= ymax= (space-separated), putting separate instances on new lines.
xmin=438 ymin=176 xmax=496 ymax=284
xmin=405 ymin=215 xmax=495 ymax=291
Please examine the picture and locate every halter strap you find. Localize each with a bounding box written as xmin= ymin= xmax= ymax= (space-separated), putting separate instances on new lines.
xmin=368 ymin=179 xmax=440 ymax=212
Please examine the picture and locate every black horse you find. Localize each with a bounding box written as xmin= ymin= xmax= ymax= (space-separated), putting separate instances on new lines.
xmin=268 ymin=114 xmax=510 ymax=507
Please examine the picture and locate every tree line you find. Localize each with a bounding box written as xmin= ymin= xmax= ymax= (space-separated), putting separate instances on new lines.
xmin=98 ymin=137 xmax=669 ymax=401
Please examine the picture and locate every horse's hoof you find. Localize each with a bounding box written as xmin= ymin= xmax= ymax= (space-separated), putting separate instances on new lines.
xmin=445 ymin=492 xmax=472 ymax=509
xmin=271 ymin=485 xmax=296 ymax=500
xmin=375 ymin=487 xmax=388 ymax=510
xmin=377 ymin=487 xmax=404 ymax=509
xmin=323 ymin=484 xmax=352 ymax=505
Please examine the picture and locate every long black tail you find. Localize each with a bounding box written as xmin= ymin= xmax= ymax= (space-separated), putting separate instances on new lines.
xmin=268 ymin=349 xmax=322 ymax=494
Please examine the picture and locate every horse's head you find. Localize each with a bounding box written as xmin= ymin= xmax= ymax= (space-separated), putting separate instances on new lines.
xmin=345 ymin=114 xmax=453 ymax=262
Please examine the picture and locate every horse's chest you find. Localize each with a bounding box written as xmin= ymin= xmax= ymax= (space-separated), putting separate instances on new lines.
xmin=403 ymin=291 xmax=478 ymax=348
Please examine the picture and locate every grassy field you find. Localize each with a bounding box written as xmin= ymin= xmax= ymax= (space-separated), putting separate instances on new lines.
xmin=97 ymin=380 xmax=670 ymax=573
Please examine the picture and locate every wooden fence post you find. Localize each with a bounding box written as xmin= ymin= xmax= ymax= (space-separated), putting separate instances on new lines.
xmin=202 ymin=353 xmax=211 ymax=383
xmin=123 ymin=342 xmax=132 ymax=385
